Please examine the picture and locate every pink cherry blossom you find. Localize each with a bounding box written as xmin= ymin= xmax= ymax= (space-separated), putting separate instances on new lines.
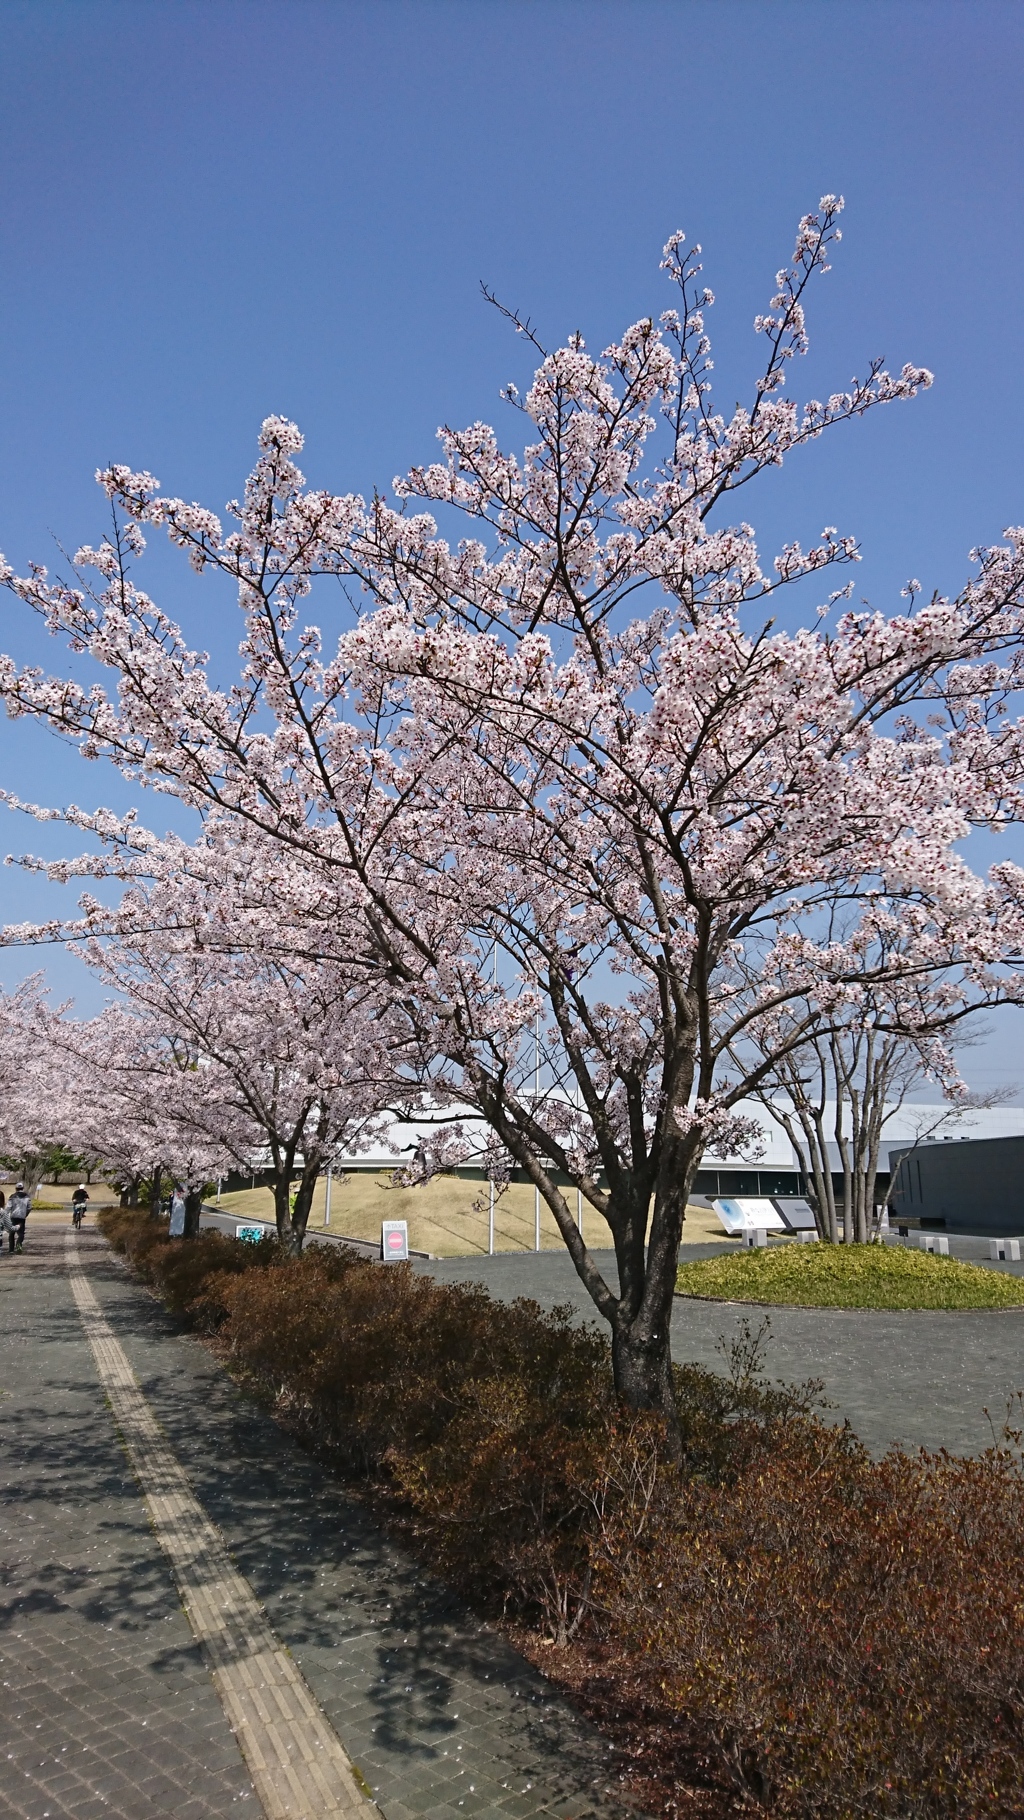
xmin=2 ymin=204 xmax=1022 ymax=1443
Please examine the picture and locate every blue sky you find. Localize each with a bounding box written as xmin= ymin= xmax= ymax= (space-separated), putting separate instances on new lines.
xmin=1 ymin=0 xmax=1022 ymax=1087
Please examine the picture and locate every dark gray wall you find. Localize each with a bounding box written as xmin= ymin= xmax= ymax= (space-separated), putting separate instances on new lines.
xmin=890 ymin=1137 xmax=1024 ymax=1235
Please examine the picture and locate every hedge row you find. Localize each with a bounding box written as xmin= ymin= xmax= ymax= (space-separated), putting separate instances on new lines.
xmin=101 ymin=1209 xmax=1024 ymax=1818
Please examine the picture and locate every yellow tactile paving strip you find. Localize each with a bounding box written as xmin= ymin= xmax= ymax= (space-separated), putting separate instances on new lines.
xmin=65 ymin=1233 xmax=381 ymax=1820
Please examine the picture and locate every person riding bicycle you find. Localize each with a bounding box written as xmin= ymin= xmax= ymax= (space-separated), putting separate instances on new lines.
xmin=72 ymin=1184 xmax=89 ymax=1229
xmin=7 ymin=1184 xmax=30 ymax=1252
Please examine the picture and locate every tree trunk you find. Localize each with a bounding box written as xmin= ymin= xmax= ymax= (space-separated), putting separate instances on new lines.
xmin=606 ymin=1158 xmax=687 ymax=1460
xmin=183 ymin=1187 xmax=203 ymax=1239
xmin=809 ymin=1111 xmax=839 ymax=1242
xmin=149 ymin=1165 xmax=163 ymax=1220
xmin=20 ymin=1154 xmax=46 ymax=1199
xmin=611 ymin=1319 xmax=676 ymax=1430
xmin=272 ymin=1171 xmax=311 ymax=1256
xmin=290 ymin=1164 xmax=319 ymax=1251
xmin=488 ymin=1082 xmax=685 ymax=1453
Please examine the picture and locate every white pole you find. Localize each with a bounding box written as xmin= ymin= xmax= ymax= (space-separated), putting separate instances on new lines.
xmin=216 ymin=1177 xmax=222 ymax=1205
xmin=534 ymin=1012 xmax=541 ymax=1252
xmin=325 ymin=1166 xmax=333 ymax=1227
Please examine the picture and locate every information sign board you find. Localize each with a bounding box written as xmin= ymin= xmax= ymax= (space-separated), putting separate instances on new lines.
xmin=771 ymin=1197 xmax=818 ymax=1232
xmin=381 ymin=1219 xmax=409 ymax=1261
xmin=712 ymin=1197 xmax=785 ymax=1235
xmin=235 ymin=1224 xmax=265 ymax=1244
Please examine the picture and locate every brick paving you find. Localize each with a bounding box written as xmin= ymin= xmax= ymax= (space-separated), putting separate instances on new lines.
xmin=66 ymin=1236 xmax=376 ymax=1819
xmin=0 ymin=1227 xmax=627 ymax=1820
xmin=0 ymin=1236 xmax=257 ymax=1820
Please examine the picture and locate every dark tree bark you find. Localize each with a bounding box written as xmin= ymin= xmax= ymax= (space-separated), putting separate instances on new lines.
xmin=183 ymin=1186 xmax=203 ymax=1239
xmin=272 ymin=1157 xmax=320 ymax=1256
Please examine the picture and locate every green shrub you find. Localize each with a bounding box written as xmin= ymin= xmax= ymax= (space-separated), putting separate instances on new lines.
xmin=676 ymin=1241 xmax=1024 ymax=1308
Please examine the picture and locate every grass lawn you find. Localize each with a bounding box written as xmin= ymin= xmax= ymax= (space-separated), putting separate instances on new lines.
xmin=215 ymin=1175 xmax=724 ymax=1258
xmin=675 ymin=1241 xmax=1024 ymax=1310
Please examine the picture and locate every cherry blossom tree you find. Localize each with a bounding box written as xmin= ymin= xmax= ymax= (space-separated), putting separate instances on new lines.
xmin=0 ymin=977 xmax=85 ymax=1193
xmin=69 ymin=876 xmax=403 ymax=1252
xmin=62 ymin=1002 xmax=240 ymax=1231
xmin=0 ymin=981 xmax=225 ymax=1208
xmin=4 ymin=198 xmax=1024 ymax=1440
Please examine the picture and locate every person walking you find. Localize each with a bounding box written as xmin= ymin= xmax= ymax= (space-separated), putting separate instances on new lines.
xmin=71 ymin=1184 xmax=89 ymax=1230
xmin=7 ymin=1183 xmax=31 ymax=1252
xmin=0 ymin=1193 xmax=12 ymax=1257
xmin=168 ymin=1184 xmax=186 ymax=1238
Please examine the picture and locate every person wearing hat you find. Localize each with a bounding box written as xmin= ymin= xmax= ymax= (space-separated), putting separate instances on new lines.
xmin=7 ymin=1183 xmax=30 ymax=1252
xmin=72 ymin=1184 xmax=89 ymax=1230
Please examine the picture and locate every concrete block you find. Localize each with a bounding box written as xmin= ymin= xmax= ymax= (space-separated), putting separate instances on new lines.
xmin=744 ymin=1227 xmax=769 ymax=1248
xmin=920 ymin=1233 xmax=949 ymax=1255
xmin=990 ymin=1238 xmax=1021 ymax=1262
xmin=798 ymin=1229 xmax=819 ymax=1243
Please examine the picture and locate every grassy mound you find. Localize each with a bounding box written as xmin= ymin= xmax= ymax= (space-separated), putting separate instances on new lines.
xmin=676 ymin=1241 xmax=1024 ymax=1309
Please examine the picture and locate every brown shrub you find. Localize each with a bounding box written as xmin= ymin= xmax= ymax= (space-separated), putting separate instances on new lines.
xmin=593 ymin=1419 xmax=1024 ymax=1816
xmin=98 ymin=1207 xmax=277 ymax=1319
xmin=100 ymin=1204 xmax=167 ymax=1269
xmin=101 ymin=1209 xmax=1024 ymax=1815
xmin=215 ymin=1248 xmax=615 ymax=1620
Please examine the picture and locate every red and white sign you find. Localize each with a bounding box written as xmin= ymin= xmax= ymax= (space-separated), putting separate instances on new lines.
xmin=381 ymin=1219 xmax=409 ymax=1261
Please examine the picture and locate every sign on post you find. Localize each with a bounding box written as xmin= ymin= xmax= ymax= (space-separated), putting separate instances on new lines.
xmin=236 ymin=1224 xmax=265 ymax=1244
xmin=381 ymin=1219 xmax=409 ymax=1262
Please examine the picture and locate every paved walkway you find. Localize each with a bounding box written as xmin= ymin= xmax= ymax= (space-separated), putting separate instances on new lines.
xmin=415 ymin=1245 xmax=1024 ymax=1458
xmin=0 ymin=1227 xmax=623 ymax=1820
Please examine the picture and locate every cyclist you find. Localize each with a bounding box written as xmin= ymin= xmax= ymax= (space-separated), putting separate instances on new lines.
xmin=7 ymin=1183 xmax=30 ymax=1252
xmin=72 ymin=1184 xmax=90 ymax=1230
